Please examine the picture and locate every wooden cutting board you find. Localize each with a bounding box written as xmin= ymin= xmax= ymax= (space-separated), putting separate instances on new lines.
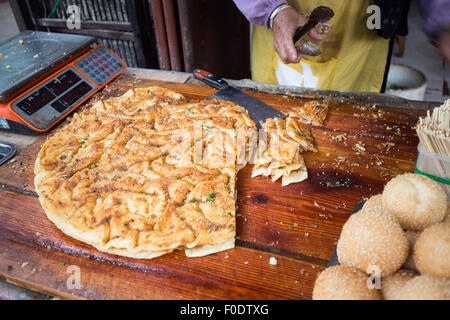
xmin=0 ymin=77 xmax=425 ymax=299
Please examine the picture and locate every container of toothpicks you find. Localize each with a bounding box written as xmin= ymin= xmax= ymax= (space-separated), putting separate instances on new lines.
xmin=415 ymin=100 xmax=450 ymax=199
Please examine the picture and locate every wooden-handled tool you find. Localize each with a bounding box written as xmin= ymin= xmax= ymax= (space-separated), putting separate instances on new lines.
xmin=293 ymin=6 xmax=334 ymax=56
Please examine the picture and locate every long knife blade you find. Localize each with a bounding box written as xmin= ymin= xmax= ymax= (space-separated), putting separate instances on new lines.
xmin=193 ymin=69 xmax=285 ymax=128
xmin=208 ymin=86 xmax=285 ymax=129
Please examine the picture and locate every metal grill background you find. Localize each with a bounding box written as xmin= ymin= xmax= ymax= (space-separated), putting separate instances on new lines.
xmin=41 ymin=0 xmax=129 ymax=22
xmin=10 ymin=0 xmax=158 ymax=68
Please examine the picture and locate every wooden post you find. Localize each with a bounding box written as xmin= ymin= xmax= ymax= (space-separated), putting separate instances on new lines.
xmin=149 ymin=0 xmax=171 ymax=70
xmin=8 ymin=0 xmax=34 ymax=31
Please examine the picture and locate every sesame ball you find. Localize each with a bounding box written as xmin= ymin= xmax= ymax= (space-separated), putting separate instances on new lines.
xmin=362 ymin=194 xmax=383 ymax=212
xmin=337 ymin=208 xmax=408 ymax=276
xmin=382 ymin=174 xmax=447 ymax=231
xmin=414 ymin=223 xmax=450 ymax=278
xmin=313 ymin=265 xmax=381 ymax=300
xmin=381 ymin=270 xmax=416 ymax=300
xmin=396 ymin=275 xmax=450 ymax=300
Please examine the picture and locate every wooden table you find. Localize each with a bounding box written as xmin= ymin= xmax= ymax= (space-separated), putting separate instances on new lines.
xmin=0 ymin=69 xmax=428 ymax=299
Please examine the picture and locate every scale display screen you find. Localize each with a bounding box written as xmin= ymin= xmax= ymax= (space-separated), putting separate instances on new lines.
xmin=46 ymin=69 xmax=81 ymax=96
xmin=15 ymin=69 xmax=88 ymax=116
xmin=59 ymin=81 xmax=92 ymax=106
xmin=11 ymin=66 xmax=96 ymax=130
xmin=16 ymin=86 xmax=55 ymax=115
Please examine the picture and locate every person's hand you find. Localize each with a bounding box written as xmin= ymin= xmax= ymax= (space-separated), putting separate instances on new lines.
xmin=272 ymin=6 xmax=324 ymax=64
xmin=437 ymin=31 xmax=450 ymax=63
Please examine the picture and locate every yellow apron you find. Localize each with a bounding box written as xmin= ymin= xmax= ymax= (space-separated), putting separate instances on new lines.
xmin=251 ymin=0 xmax=390 ymax=92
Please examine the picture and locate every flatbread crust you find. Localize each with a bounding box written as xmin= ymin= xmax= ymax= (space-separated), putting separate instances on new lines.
xmin=35 ymin=87 xmax=254 ymax=258
xmin=252 ymin=116 xmax=315 ymax=186
xmin=288 ymin=100 xmax=329 ymax=126
xmin=35 ymin=86 xmax=325 ymax=259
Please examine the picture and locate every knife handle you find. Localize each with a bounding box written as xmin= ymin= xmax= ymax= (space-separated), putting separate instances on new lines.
xmin=193 ymin=69 xmax=228 ymax=90
xmin=293 ymin=21 xmax=316 ymax=45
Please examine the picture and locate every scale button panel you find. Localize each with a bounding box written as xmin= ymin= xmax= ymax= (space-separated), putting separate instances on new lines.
xmin=74 ymin=46 xmax=125 ymax=86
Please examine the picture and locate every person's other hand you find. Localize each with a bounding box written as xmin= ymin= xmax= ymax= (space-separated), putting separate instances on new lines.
xmin=272 ymin=6 xmax=324 ymax=64
xmin=437 ymin=31 xmax=450 ymax=63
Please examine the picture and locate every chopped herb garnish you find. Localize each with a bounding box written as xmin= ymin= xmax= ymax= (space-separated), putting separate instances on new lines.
xmin=60 ymin=262 xmax=66 ymax=266
xmin=174 ymin=176 xmax=179 ymax=180
xmin=227 ymin=223 xmax=232 ymax=229
xmin=137 ymin=108 xmax=142 ymax=112
xmin=148 ymin=166 xmax=153 ymax=170
xmin=288 ymin=226 xmax=293 ymax=229
xmin=112 ymin=173 xmax=117 ymax=178
xmin=23 ymin=184 xmax=28 ymax=189
xmin=190 ymin=198 xmax=196 ymax=203
xmin=197 ymin=208 xmax=202 ymax=212
xmin=60 ymin=155 xmax=67 ymax=159
xmin=185 ymin=99 xmax=191 ymax=103
xmin=227 ymin=212 xmax=232 ymax=217
xmin=91 ymin=164 xmax=97 ymax=169
xmin=328 ymin=214 xmax=334 ymax=218
xmin=113 ymin=88 xmax=118 ymax=91
xmin=207 ymin=193 xmax=216 ymax=201
xmin=311 ymin=224 xmax=318 ymax=228
xmin=70 ymin=164 xmax=75 ymax=168
xmin=316 ymin=104 xmax=324 ymax=109
xmin=95 ymin=172 xmax=99 ymax=175
xmin=85 ymin=134 xmax=89 ymax=139
xmin=7 ymin=265 xmax=12 ymax=270
xmin=80 ymin=141 xmax=85 ymax=145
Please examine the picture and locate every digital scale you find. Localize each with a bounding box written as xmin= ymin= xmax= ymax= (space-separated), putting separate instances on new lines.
xmin=0 ymin=31 xmax=127 ymax=134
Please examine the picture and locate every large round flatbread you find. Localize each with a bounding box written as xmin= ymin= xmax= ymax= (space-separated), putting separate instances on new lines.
xmin=35 ymin=86 xmax=256 ymax=258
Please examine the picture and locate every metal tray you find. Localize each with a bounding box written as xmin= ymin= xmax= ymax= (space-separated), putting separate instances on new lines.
xmin=0 ymin=31 xmax=95 ymax=101
xmin=0 ymin=141 xmax=16 ymax=166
